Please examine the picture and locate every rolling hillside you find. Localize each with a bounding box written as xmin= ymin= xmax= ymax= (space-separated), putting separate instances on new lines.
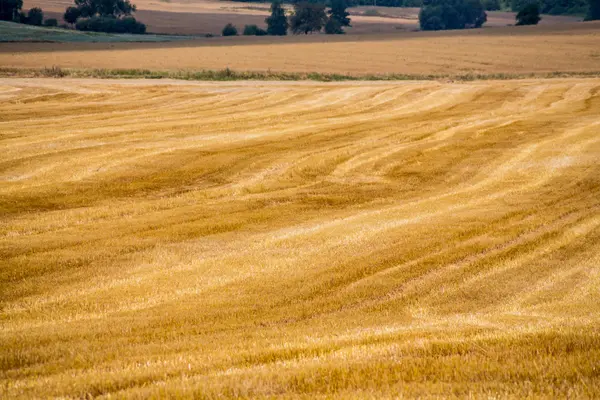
xmin=1 ymin=78 xmax=599 ymax=398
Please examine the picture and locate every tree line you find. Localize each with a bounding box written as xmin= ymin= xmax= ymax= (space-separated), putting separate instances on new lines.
xmin=1 ymin=0 xmax=598 ymax=35
xmin=419 ymin=0 xmax=599 ymax=29
xmin=0 ymin=0 xmax=145 ymax=33
xmin=222 ymin=0 xmax=352 ymax=36
xmin=225 ymin=0 xmax=599 ymax=16
xmin=0 ymin=1 xmax=57 ymax=26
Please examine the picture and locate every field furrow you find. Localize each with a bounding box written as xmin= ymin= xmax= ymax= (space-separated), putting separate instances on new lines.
xmin=1 ymin=78 xmax=599 ymax=399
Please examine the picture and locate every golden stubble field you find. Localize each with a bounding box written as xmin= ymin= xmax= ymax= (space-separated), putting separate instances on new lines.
xmin=1 ymin=22 xmax=599 ymax=75
xmin=1 ymin=77 xmax=600 ymax=398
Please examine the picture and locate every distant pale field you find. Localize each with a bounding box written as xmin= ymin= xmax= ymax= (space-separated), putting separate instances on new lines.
xmin=1 ymin=22 xmax=599 ymax=75
xmin=28 ymin=0 xmax=580 ymax=35
xmin=1 ymin=78 xmax=600 ymax=398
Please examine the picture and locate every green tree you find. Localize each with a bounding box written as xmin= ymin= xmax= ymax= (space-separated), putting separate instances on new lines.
xmin=0 ymin=0 xmax=23 ymax=21
xmin=516 ymin=2 xmax=541 ymax=24
xmin=325 ymin=0 xmax=350 ymax=33
xmin=266 ymin=0 xmax=288 ymax=35
xmin=481 ymin=0 xmax=500 ymax=9
xmin=66 ymin=0 xmax=144 ymax=33
xmin=324 ymin=16 xmax=342 ymax=33
xmin=586 ymin=0 xmax=600 ymax=19
xmin=329 ymin=0 xmax=350 ymax=26
xmin=290 ymin=1 xmax=327 ymax=34
xmin=70 ymin=0 xmax=136 ymax=18
xmin=222 ymin=23 xmax=238 ymax=36
xmin=27 ymin=7 xmax=44 ymax=25
xmin=419 ymin=0 xmax=486 ymax=30
xmin=63 ymin=6 xmax=81 ymax=24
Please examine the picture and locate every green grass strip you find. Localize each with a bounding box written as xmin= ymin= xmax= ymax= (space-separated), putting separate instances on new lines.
xmin=1 ymin=66 xmax=600 ymax=82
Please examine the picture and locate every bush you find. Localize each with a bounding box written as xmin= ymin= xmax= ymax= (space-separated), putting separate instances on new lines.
xmin=516 ymin=2 xmax=541 ymax=23
xmin=222 ymin=23 xmax=238 ymax=36
xmin=76 ymin=16 xmax=146 ymax=33
xmin=27 ymin=7 xmax=44 ymax=25
xmin=243 ymin=24 xmax=267 ymax=35
xmin=44 ymin=18 xmax=58 ymax=26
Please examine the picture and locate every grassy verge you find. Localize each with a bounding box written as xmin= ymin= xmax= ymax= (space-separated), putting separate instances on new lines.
xmin=0 ymin=21 xmax=195 ymax=43
xmin=1 ymin=66 xmax=600 ymax=82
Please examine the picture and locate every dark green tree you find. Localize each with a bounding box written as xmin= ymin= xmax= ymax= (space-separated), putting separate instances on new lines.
xmin=290 ymin=1 xmax=327 ymax=34
xmin=516 ymin=2 xmax=541 ymax=24
xmin=419 ymin=0 xmax=486 ymax=30
xmin=27 ymin=7 xmax=44 ymax=25
xmin=70 ymin=0 xmax=136 ymax=18
xmin=0 ymin=0 xmax=23 ymax=21
xmin=266 ymin=0 xmax=289 ymax=35
xmin=324 ymin=16 xmax=342 ymax=33
xmin=63 ymin=6 xmax=81 ymax=24
xmin=481 ymin=0 xmax=500 ymax=9
xmin=66 ymin=0 xmax=145 ymax=33
xmin=326 ymin=0 xmax=351 ymax=33
xmin=512 ymin=0 xmax=586 ymax=15
xmin=222 ymin=22 xmax=238 ymax=36
xmin=586 ymin=0 xmax=600 ymax=19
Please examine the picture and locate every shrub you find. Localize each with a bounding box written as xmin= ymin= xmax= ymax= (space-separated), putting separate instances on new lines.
xmin=76 ymin=15 xmax=146 ymax=33
xmin=27 ymin=7 xmax=44 ymax=25
xmin=516 ymin=2 xmax=541 ymax=24
xmin=118 ymin=15 xmax=146 ymax=33
xmin=44 ymin=18 xmax=58 ymax=26
xmin=243 ymin=24 xmax=267 ymax=35
xmin=222 ymin=23 xmax=238 ymax=36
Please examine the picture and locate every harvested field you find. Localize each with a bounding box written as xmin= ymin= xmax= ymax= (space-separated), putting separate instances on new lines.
xmin=1 ymin=78 xmax=600 ymax=398
xmin=1 ymin=22 xmax=599 ymax=75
